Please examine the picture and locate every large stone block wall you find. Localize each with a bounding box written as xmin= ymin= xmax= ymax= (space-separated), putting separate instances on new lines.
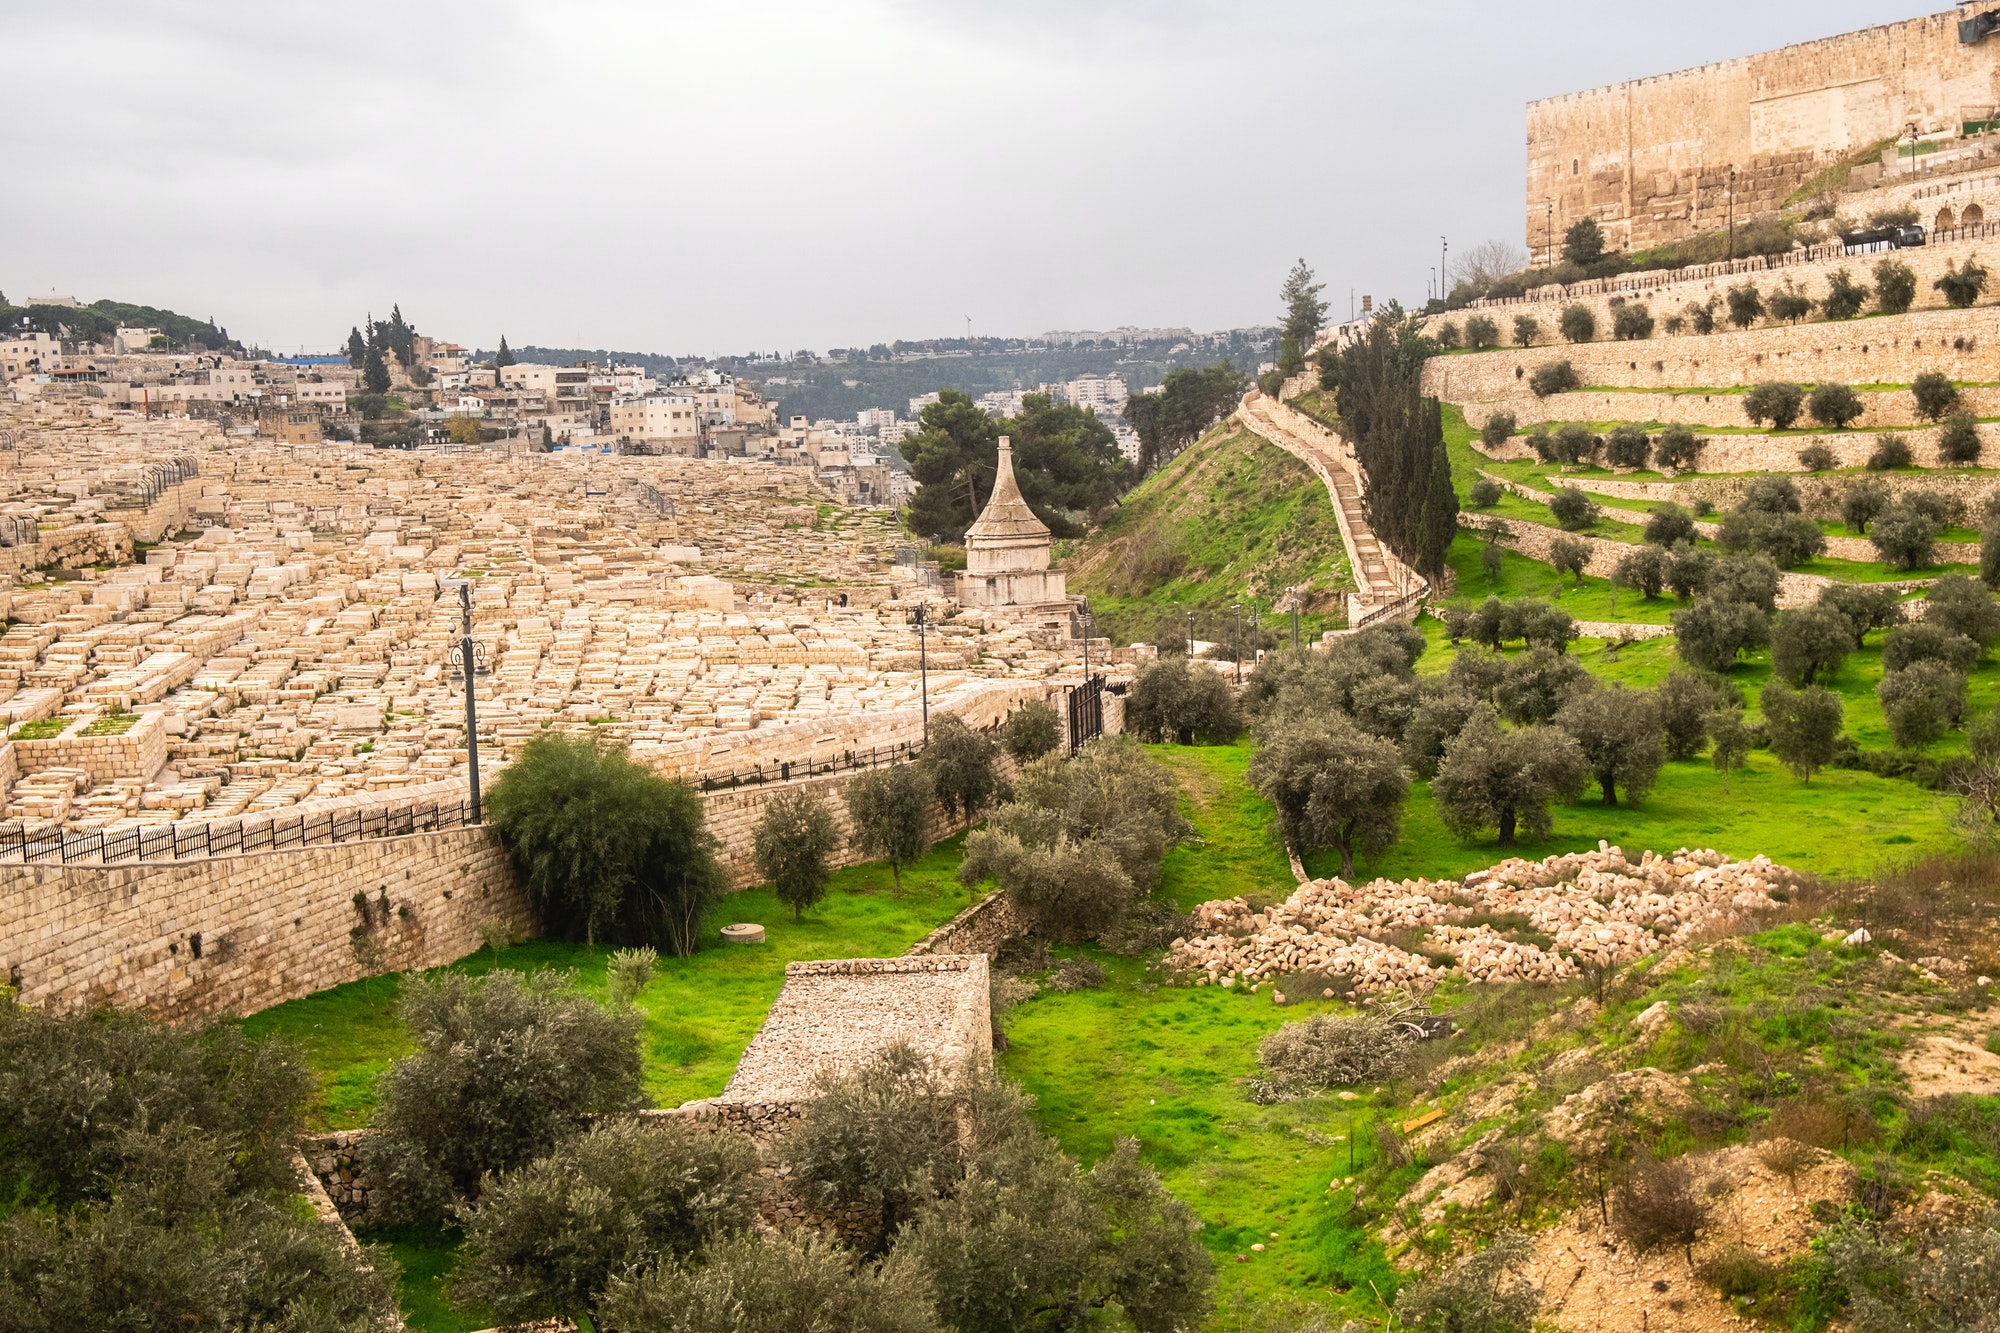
xmin=1526 ymin=6 xmax=2000 ymax=253
xmin=1425 ymin=306 xmax=2000 ymax=407
xmin=1 ymin=826 xmax=528 ymax=1019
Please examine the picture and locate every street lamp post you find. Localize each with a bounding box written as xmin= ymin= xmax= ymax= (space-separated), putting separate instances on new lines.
xmin=1184 ymin=607 xmax=1195 ymax=661
xmin=1440 ymin=236 xmax=1448 ymax=303
xmin=1079 ymin=598 xmax=1093 ymax=680
xmin=1232 ymin=602 xmax=1243 ymax=684
xmin=910 ymin=602 xmax=930 ymax=744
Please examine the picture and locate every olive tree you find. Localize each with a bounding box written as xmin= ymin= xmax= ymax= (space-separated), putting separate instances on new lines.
xmin=1652 ymin=424 xmax=1701 ymax=472
xmin=1549 ymin=486 xmax=1599 ymax=531
xmin=1807 ymin=382 xmax=1863 ymax=429
xmin=1248 ymin=715 xmax=1410 ymax=876
xmin=1874 ymin=259 xmax=1918 ymax=314
xmin=1550 ymin=534 xmax=1592 ymax=585
xmin=1613 ymin=546 xmax=1668 ymax=600
xmin=1759 ymin=681 xmax=1844 ymax=782
xmin=1818 ymin=582 xmax=1903 ymax=647
xmin=598 ymin=1232 xmax=941 ymax=1333
xmin=753 ymin=787 xmax=842 ymax=921
xmin=1743 ymin=382 xmax=1805 ymax=430
xmin=1770 ymin=604 xmax=1854 ymax=687
xmin=1432 ymin=708 xmax=1589 ymax=847
xmin=1125 ymin=657 xmax=1242 ymax=745
xmin=1493 ymin=646 xmax=1590 ymax=724
xmin=1560 ymin=305 xmax=1597 ymax=344
xmin=1709 ymin=708 xmax=1752 ymax=794
xmin=1553 ymin=684 xmax=1664 ymax=806
xmin=1605 ymin=424 xmax=1651 ymax=468
xmin=1882 ymin=622 xmax=1981 ymax=674
xmin=844 ymin=762 xmax=932 ymax=889
xmin=1911 ymin=371 xmax=1961 ymax=422
xmin=1672 ymin=597 xmax=1771 ymax=672
xmin=1000 ymin=698 xmax=1062 ymax=762
xmin=1922 ymin=573 xmax=2000 ymax=647
xmin=1867 ymin=434 xmax=1914 ymax=470
xmin=1841 ymin=479 xmax=1888 ymax=533
xmin=1479 ymin=410 xmax=1517 ymax=448
xmin=1877 ymin=660 xmax=1969 ymax=749
xmin=921 ymin=714 xmax=1001 ymax=821
xmin=1871 ymin=502 xmax=1939 ymax=572
xmin=1656 ymin=669 xmax=1730 ymax=760
xmin=1939 ymin=412 xmax=1984 ymax=465
xmin=1643 ymin=504 xmax=1697 ymax=547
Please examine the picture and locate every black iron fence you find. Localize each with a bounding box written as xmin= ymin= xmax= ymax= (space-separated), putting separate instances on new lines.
xmin=696 ymin=741 xmax=923 ymax=792
xmin=1066 ymin=676 xmax=1104 ymax=755
xmin=0 ymin=797 xmax=479 ymax=867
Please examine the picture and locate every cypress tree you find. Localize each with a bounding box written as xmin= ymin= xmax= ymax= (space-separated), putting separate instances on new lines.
xmin=496 ymin=336 xmax=515 ymax=368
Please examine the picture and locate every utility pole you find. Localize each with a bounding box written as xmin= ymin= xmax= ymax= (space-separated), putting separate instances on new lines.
xmin=1440 ymin=236 xmax=1448 ymax=302
xmin=1185 ymin=607 xmax=1195 ymax=661
xmin=1232 ymin=603 xmax=1243 ymax=684
xmin=452 ymin=580 xmax=485 ymax=822
xmin=910 ymin=601 xmax=930 ymax=743
xmin=1079 ymin=598 xmax=1094 ymax=680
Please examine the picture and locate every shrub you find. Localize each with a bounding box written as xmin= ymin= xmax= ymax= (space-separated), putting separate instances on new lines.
xmin=1528 ymin=359 xmax=1580 ymax=397
xmin=597 ymin=1231 xmax=941 ymax=1333
xmin=1769 ymin=281 xmax=1814 ymax=324
xmin=1553 ymin=422 xmax=1598 ymax=464
xmin=362 ymin=970 xmax=644 ymax=1220
xmin=1614 ymin=1156 xmax=1707 ymax=1264
xmin=1555 ymin=684 xmax=1664 ymax=806
xmin=1559 ymin=304 xmax=1597 ymax=344
xmin=1882 ymin=622 xmax=1981 ymax=674
xmin=1936 ymin=256 xmax=1989 ymax=308
xmin=1549 ymin=534 xmax=1591 ymax=585
xmin=1479 ymin=410 xmax=1516 ymax=449
xmin=753 ymin=787 xmax=841 ymax=921
xmin=1525 ymin=423 xmax=1556 ymax=459
xmin=843 ymin=762 xmax=932 ymax=889
xmin=1760 ymin=680 xmax=1844 ymax=782
xmin=1938 ymin=411 xmax=1983 ymax=464
xmin=1126 ymin=656 xmax=1243 ymax=744
xmin=454 ymin=1118 xmax=760 ymax=1327
xmin=1248 ymin=715 xmax=1408 ymax=876
xmin=1666 ymin=545 xmax=1715 ymax=600
xmin=1743 ymin=381 xmax=1805 ymax=429
xmin=1726 ymin=283 xmax=1765 ymax=329
xmin=1673 ymin=598 xmax=1772 ymax=672
xmin=1465 ymin=314 xmax=1499 ymax=348
xmin=1253 ymin=1014 xmax=1416 ymax=1100
xmin=1877 ymin=660 xmax=1968 ymax=748
xmin=920 ymin=713 xmax=1001 ymax=821
xmin=1049 ymin=956 xmax=1106 ymax=993
xmin=606 ymin=946 xmax=657 ymax=1008
xmin=1612 ymin=546 xmax=1668 ymax=600
xmin=1684 ymin=298 xmax=1718 ymax=335
xmin=1742 ymin=473 xmax=1802 ymax=513
xmin=1657 ymin=669 xmax=1726 ymax=760
xmin=1707 ymin=554 xmax=1780 ymax=611
xmin=1604 ymin=424 xmax=1650 ymax=469
xmin=1548 ymin=486 xmax=1598 ymax=531
xmin=1563 ymin=217 xmax=1606 ymax=267
xmin=1434 ymin=322 xmax=1461 ymax=349
xmin=1643 ymin=503 xmax=1695 ymax=547
xmin=1433 ymin=707 xmax=1589 ymax=846
xmin=1798 ymin=444 xmax=1837 ymax=472
xmin=1652 ymin=423 xmax=1701 ymax=472
xmin=1393 ymin=1230 xmax=1539 ymax=1333
xmin=1841 ymin=478 xmax=1888 ymax=532
xmin=1871 ymin=503 xmax=1939 ymax=571
xmin=1922 ymin=572 xmax=2000 ymax=645
xmin=1468 ymin=477 xmax=1503 ymax=508
xmin=1821 ymin=269 xmax=1869 ymax=319
xmin=1000 ymin=699 xmax=1062 ymax=762
xmin=1512 ymin=315 xmax=1541 ymax=347
xmin=1771 ymin=604 xmax=1854 ymax=687
xmin=1613 ymin=303 xmax=1654 ymax=340
xmin=1663 ymin=313 xmax=1686 ymax=335
xmin=1911 ymin=370 xmax=1961 ymax=422
xmin=1807 ymin=382 xmax=1862 ymax=428
xmin=487 ymin=731 xmax=725 ymax=953
xmin=1874 ymin=258 xmax=1918 ymax=314
xmin=1867 ymin=433 xmax=1914 ymax=470
xmin=1820 ymin=1217 xmax=2000 ymax=1333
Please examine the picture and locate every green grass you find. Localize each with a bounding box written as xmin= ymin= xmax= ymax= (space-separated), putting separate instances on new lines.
xmin=356 ymin=1225 xmax=492 ymax=1333
xmin=1445 ymin=532 xmax=1678 ymax=623
xmin=242 ymin=836 xmax=983 ymax=1128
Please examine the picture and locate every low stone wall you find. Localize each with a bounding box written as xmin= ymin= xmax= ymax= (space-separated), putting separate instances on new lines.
xmin=1492 ymin=385 xmax=2000 ymax=433
xmin=905 ymin=890 xmax=1023 ymax=957
xmin=1 ymin=825 xmax=529 ymax=1019
xmin=1458 ymin=512 xmax=1831 ymax=608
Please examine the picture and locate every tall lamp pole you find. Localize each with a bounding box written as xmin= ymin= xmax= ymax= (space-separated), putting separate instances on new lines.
xmin=1232 ymin=602 xmax=1244 ymax=684
xmin=1440 ymin=236 xmax=1448 ymax=303
xmin=910 ymin=601 xmax=930 ymax=744
xmin=451 ymin=580 xmax=486 ymax=823
xmin=1184 ymin=607 xmax=1194 ymax=661
xmin=1079 ymin=598 xmax=1093 ymax=680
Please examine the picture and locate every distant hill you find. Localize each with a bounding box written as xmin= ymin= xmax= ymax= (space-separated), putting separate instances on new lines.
xmin=1060 ymin=421 xmax=1353 ymax=650
xmin=0 ymin=295 xmax=238 ymax=352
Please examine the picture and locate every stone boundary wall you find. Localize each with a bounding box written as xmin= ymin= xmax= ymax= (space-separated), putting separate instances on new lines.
xmin=1423 ymin=306 xmax=2000 ymax=407
xmin=1480 ymin=420 xmax=1998 ymax=473
xmin=1458 ymin=512 xmax=1831 ymax=608
xmin=1 ymin=825 xmax=528 ymax=1019
xmin=904 ymin=889 xmax=1023 ymax=957
xmin=1497 ymin=385 xmax=2000 ymax=432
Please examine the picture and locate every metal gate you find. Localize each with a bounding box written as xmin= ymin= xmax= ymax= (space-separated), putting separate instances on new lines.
xmin=1066 ymin=675 xmax=1104 ymax=754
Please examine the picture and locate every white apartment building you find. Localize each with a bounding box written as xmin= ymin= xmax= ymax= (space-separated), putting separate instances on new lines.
xmin=609 ymin=394 xmax=702 ymax=452
xmin=908 ymin=391 xmax=939 ymax=417
xmin=1066 ymin=374 xmax=1128 ymax=412
xmin=856 ymin=407 xmax=897 ymax=429
xmin=114 ymin=327 xmax=164 ymax=354
xmin=0 ymin=333 xmax=59 ymax=377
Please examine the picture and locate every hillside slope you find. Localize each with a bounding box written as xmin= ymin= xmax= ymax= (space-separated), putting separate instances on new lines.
xmin=1060 ymin=423 xmax=1353 ymax=647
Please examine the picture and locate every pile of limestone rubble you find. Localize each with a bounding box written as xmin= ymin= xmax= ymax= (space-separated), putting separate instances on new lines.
xmin=1168 ymin=844 xmax=1791 ymax=993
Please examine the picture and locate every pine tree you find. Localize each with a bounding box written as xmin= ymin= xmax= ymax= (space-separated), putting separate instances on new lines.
xmin=345 ymin=327 xmax=366 ymax=369
xmin=363 ymin=328 xmax=391 ymax=394
xmin=1280 ymin=259 xmax=1328 ymax=349
xmin=495 ymin=336 xmax=515 ymax=368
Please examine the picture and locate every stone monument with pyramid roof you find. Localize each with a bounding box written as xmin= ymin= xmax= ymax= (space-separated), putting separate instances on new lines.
xmin=954 ymin=436 xmax=1067 ymax=609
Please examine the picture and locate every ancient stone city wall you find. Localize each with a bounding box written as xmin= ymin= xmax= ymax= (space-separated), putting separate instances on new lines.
xmin=1527 ymin=6 xmax=2000 ymax=253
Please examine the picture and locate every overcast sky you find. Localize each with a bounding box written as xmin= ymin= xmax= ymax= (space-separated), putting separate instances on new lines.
xmin=3 ymin=1 xmax=1941 ymax=355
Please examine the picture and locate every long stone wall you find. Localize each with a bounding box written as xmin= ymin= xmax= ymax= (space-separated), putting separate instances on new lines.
xmin=1 ymin=825 xmax=528 ymax=1019
xmin=1499 ymin=384 xmax=2000 ymax=432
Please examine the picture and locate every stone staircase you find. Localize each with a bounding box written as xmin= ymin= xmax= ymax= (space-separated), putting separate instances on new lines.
xmin=1235 ymin=391 xmax=1427 ymax=628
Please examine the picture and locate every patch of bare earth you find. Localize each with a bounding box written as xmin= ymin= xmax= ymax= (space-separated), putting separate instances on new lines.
xmin=1897 ymin=1020 xmax=2000 ymax=1097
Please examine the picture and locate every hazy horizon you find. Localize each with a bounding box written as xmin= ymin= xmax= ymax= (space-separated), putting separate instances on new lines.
xmin=4 ymin=1 xmax=1937 ymax=356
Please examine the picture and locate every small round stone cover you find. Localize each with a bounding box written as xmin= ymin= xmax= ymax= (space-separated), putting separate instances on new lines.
xmin=720 ymin=922 xmax=766 ymax=944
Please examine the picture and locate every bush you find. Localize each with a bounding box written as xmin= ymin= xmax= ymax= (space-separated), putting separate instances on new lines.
xmin=362 ymin=970 xmax=643 ymax=1221
xmin=1666 ymin=544 xmax=1715 ymax=600
xmin=1867 ymin=433 xmax=1914 ymax=470
xmin=1744 ymin=381 xmax=1805 ymax=429
xmin=1253 ymin=1014 xmax=1416 ymax=1100
xmin=606 ymin=946 xmax=657 ymax=1008
xmin=1936 ymin=256 xmax=1989 ymax=308
xmin=1512 ymin=314 xmax=1541 ymax=347
xmin=1685 ymin=298 xmax=1719 ymax=334
xmin=1468 ymin=477 xmax=1502 ymax=508
xmin=1553 ymin=422 xmax=1598 ymax=464
xmin=844 ymin=762 xmax=933 ymax=889
xmin=1525 ymin=423 xmax=1556 ymax=459
xmin=487 ymin=731 xmax=724 ymax=954
xmin=1871 ymin=503 xmax=1939 ymax=571
xmin=1760 ymin=680 xmax=1844 ymax=781
xmin=1248 ymin=715 xmax=1408 ymax=876
xmin=1911 ymin=370 xmax=1961 ymax=422
xmin=1742 ymin=473 xmax=1802 ymax=513
xmin=1874 ymin=259 xmax=1918 ymax=314
xmin=1126 ymin=656 xmax=1243 ymax=744
xmin=1614 ymin=1156 xmax=1707 ymax=1263
xmin=1464 ymin=315 xmax=1499 ymax=348
xmin=597 ymin=1231 xmax=942 ymax=1333
xmin=1922 ymin=572 xmax=2000 ymax=645
xmin=1049 ymin=956 xmax=1106 ymax=992
xmin=1604 ymin=424 xmax=1650 ymax=469
xmin=1393 ymin=1230 xmax=1539 ymax=1333
xmin=1708 ymin=554 xmax=1780 ymax=611
xmin=1434 ymin=322 xmax=1461 ymax=349
xmin=1798 ymin=443 xmax=1837 ymax=472
xmin=1807 ymin=382 xmax=1862 ymax=429
xmin=1563 ymin=217 xmax=1606 ymax=267
xmin=920 ymin=714 xmax=1001 ymax=821
xmin=1822 ymin=269 xmax=1869 ymax=319
xmin=1726 ymin=283 xmax=1765 ymax=329
xmin=1549 ymin=534 xmax=1592 ymax=584
xmin=1673 ymin=597 xmax=1771 ymax=672
xmin=454 ymin=1118 xmax=760 ymax=1327
xmin=1613 ymin=303 xmax=1654 ymax=340
xmin=1938 ymin=411 xmax=1983 ymax=464
xmin=753 ymin=787 xmax=841 ymax=921
xmin=1718 ymin=510 xmax=1825 ymax=568
xmin=1652 ymin=423 xmax=1701 ymax=472
xmin=1769 ymin=281 xmax=1814 ymax=324
xmin=1433 ymin=707 xmax=1589 ymax=846
xmin=1548 ymin=486 xmax=1598 ymax=530
xmin=1821 ymin=1217 xmax=2000 ymax=1333
xmin=1883 ymin=622 xmax=1981 ymax=674
xmin=1771 ymin=604 xmax=1854 ymax=687
xmin=1841 ymin=478 xmax=1888 ymax=532
xmin=1560 ymin=304 xmax=1597 ymax=344
xmin=1612 ymin=545 xmax=1668 ymax=600
xmin=1641 ymin=503 xmax=1694 ymax=548
xmin=1479 ymin=409 xmax=1516 ymax=449
xmin=1877 ymin=660 xmax=1968 ymax=749
xmin=1528 ymin=359 xmax=1580 ymax=398
xmin=1000 ymin=699 xmax=1062 ymax=763
xmin=1657 ymin=669 xmax=1727 ymax=760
